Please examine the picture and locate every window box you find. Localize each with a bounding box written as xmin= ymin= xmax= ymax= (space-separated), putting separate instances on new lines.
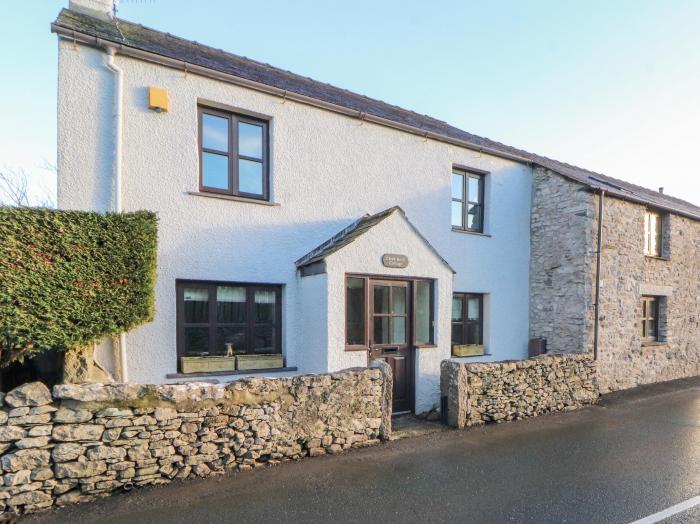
xmin=452 ymin=344 xmax=485 ymax=357
xmin=180 ymin=356 xmax=237 ymax=374
xmin=236 ymin=354 xmax=284 ymax=371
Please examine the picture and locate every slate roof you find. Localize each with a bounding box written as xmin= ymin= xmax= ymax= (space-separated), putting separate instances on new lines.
xmin=295 ymin=207 xmax=454 ymax=272
xmin=52 ymin=9 xmax=700 ymax=221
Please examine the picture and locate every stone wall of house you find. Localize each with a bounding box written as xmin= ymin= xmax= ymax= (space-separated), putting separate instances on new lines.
xmin=0 ymin=364 xmax=391 ymax=515
xmin=529 ymin=167 xmax=597 ymax=354
xmin=441 ymin=354 xmax=598 ymax=428
xmin=595 ymin=197 xmax=700 ymax=392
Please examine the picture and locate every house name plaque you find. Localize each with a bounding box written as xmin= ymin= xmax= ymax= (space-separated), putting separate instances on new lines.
xmin=382 ymin=253 xmax=409 ymax=269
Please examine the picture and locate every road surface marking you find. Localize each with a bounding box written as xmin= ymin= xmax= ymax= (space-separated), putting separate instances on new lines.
xmin=629 ymin=495 xmax=700 ymax=524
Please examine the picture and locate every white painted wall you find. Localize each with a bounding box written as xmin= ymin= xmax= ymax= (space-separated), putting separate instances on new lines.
xmin=56 ymin=39 xmax=532 ymax=398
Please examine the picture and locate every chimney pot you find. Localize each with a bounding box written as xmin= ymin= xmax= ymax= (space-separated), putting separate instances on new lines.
xmin=69 ymin=0 xmax=115 ymax=20
xmin=658 ymin=187 xmax=664 ymax=194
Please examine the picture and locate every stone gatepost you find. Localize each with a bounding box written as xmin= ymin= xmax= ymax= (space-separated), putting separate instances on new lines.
xmin=440 ymin=360 xmax=468 ymax=429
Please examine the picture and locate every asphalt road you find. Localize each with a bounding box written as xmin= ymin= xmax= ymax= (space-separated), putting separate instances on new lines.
xmin=26 ymin=377 xmax=700 ymax=524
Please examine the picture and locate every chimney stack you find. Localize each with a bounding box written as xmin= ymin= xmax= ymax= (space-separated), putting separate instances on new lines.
xmin=69 ymin=0 xmax=115 ymax=20
xmin=658 ymin=187 xmax=664 ymax=194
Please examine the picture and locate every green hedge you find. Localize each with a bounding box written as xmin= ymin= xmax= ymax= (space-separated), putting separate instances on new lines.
xmin=0 ymin=207 xmax=158 ymax=366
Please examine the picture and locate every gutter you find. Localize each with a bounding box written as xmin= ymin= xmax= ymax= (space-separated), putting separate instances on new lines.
xmin=593 ymin=189 xmax=605 ymax=360
xmin=104 ymin=45 xmax=128 ymax=382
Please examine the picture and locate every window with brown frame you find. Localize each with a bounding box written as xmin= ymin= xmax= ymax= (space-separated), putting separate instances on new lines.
xmin=451 ymin=169 xmax=485 ymax=232
xmin=198 ymin=106 xmax=269 ymax=200
xmin=451 ymin=293 xmax=483 ymax=349
xmin=176 ymin=281 xmax=281 ymax=366
xmin=344 ymin=277 xmax=434 ymax=348
xmin=641 ymin=295 xmax=660 ymax=342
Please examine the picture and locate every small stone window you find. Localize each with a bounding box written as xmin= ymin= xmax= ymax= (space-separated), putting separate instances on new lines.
xmin=641 ymin=295 xmax=666 ymax=344
xmin=644 ymin=210 xmax=668 ymax=258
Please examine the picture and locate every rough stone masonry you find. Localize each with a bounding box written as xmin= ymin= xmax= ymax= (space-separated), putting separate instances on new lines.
xmin=0 ymin=364 xmax=391 ymax=515
xmin=441 ymin=354 xmax=599 ymax=429
xmin=529 ymin=167 xmax=700 ymax=393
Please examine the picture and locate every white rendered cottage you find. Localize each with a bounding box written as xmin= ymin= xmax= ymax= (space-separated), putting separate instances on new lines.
xmin=53 ymin=0 xmax=700 ymax=413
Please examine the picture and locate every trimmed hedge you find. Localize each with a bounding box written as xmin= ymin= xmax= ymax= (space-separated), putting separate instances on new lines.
xmin=0 ymin=207 xmax=157 ymax=366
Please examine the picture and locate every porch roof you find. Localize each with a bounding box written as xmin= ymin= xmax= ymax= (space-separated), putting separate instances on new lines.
xmin=295 ymin=207 xmax=455 ymax=273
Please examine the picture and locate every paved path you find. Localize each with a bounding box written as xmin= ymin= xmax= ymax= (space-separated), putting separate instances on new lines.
xmin=26 ymin=377 xmax=700 ymax=524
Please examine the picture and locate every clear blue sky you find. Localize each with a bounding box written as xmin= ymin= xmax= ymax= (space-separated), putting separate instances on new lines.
xmin=1 ymin=0 xmax=699 ymax=205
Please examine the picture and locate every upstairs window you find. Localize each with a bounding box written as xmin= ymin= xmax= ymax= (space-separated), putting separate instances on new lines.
xmin=644 ymin=210 xmax=663 ymax=257
xmin=198 ymin=107 xmax=269 ymax=200
xmin=451 ymin=169 xmax=485 ymax=232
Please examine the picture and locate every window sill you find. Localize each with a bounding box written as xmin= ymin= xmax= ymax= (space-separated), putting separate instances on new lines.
xmin=644 ymin=255 xmax=670 ymax=261
xmin=166 ymin=366 xmax=297 ymax=379
xmin=641 ymin=341 xmax=668 ymax=348
xmin=188 ymin=191 xmax=280 ymax=206
xmin=451 ymin=228 xmax=491 ymax=238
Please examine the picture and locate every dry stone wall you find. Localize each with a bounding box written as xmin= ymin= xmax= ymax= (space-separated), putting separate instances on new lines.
xmin=0 ymin=365 xmax=390 ymax=515
xmin=441 ymin=354 xmax=598 ymax=429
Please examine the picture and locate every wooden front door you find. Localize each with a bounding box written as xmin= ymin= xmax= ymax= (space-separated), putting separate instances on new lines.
xmin=368 ymin=280 xmax=414 ymax=414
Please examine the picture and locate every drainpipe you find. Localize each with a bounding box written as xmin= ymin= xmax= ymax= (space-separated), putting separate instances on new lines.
xmin=104 ymin=46 xmax=128 ymax=382
xmin=593 ymin=189 xmax=605 ymax=360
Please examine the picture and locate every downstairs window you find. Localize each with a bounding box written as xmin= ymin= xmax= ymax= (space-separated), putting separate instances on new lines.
xmin=176 ymin=281 xmax=281 ymax=363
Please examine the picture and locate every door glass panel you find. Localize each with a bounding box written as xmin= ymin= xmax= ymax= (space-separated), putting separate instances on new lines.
xmin=184 ymin=288 xmax=209 ymax=323
xmin=451 ymin=201 xmax=463 ymax=228
xmin=415 ymin=281 xmax=431 ymax=344
xmin=391 ymin=317 xmax=406 ymax=344
xmin=215 ymin=326 xmax=246 ymax=355
xmin=373 ymin=317 xmax=390 ymax=344
xmin=391 ymin=286 xmax=406 ymax=315
xmin=184 ymin=327 xmax=209 ymax=356
xmin=202 ymin=152 xmax=229 ymax=189
xmin=373 ymin=286 xmax=390 ymax=314
xmin=238 ymin=122 xmax=263 ymax=159
xmin=346 ymin=278 xmax=365 ymax=345
xmin=239 ymin=159 xmax=263 ymax=195
xmin=202 ymin=114 xmax=229 ymax=152
xmin=452 ymin=173 xmax=464 ymax=200
xmin=217 ymin=286 xmax=245 ymax=322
